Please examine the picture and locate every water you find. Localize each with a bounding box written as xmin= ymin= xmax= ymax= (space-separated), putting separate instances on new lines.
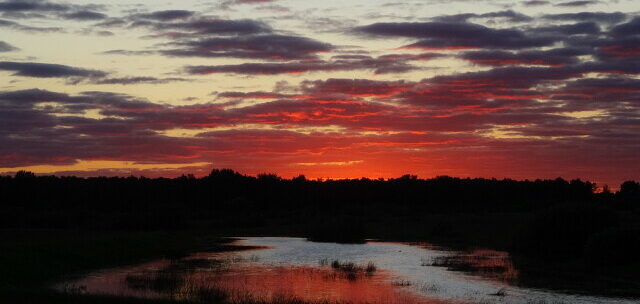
xmin=57 ymin=237 xmax=639 ymax=304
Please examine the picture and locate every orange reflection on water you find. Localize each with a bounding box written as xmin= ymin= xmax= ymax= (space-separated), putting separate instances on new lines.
xmin=59 ymin=259 xmax=172 ymax=299
xmin=61 ymin=257 xmax=462 ymax=304
xmin=183 ymin=263 xmax=454 ymax=304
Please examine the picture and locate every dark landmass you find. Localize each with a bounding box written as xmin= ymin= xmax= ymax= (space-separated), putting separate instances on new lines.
xmin=0 ymin=230 xmax=205 ymax=303
xmin=1 ymin=169 xmax=639 ymax=300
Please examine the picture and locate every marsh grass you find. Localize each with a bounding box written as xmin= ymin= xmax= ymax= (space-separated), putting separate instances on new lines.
xmin=119 ymin=267 xmax=342 ymax=304
xmin=329 ymin=260 xmax=373 ymax=273
xmin=124 ymin=257 xmax=229 ymax=296
xmin=365 ymin=261 xmax=377 ymax=274
xmin=391 ymin=280 xmax=412 ymax=286
xmin=430 ymin=256 xmax=478 ymax=271
xmin=119 ymin=256 xmax=382 ymax=303
xmin=430 ymin=255 xmax=508 ymax=274
xmin=325 ymin=260 xmax=378 ymax=280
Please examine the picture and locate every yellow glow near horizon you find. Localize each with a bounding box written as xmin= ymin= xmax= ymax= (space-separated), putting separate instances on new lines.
xmin=0 ymin=160 xmax=211 ymax=175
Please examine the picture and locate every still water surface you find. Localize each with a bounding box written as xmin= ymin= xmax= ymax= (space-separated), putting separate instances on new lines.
xmin=58 ymin=237 xmax=638 ymax=304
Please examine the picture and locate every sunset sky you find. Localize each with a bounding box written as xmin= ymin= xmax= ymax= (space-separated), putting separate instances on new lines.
xmin=1 ymin=0 xmax=638 ymax=186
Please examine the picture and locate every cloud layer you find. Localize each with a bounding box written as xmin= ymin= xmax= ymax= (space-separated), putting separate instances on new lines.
xmin=0 ymin=0 xmax=638 ymax=186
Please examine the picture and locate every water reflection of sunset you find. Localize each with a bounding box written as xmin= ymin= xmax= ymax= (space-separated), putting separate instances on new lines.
xmin=59 ymin=259 xmax=172 ymax=299
xmin=62 ymin=259 xmax=459 ymax=304
xmin=56 ymin=237 xmax=639 ymax=304
xmin=186 ymin=264 xmax=453 ymax=304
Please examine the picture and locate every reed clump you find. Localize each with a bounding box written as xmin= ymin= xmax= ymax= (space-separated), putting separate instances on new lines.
xmin=327 ymin=260 xmax=377 ymax=280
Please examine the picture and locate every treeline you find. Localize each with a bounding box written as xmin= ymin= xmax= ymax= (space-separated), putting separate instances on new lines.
xmin=1 ymin=169 xmax=637 ymax=231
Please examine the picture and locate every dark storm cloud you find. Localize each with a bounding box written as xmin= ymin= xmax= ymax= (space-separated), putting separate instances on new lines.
xmin=219 ymin=0 xmax=277 ymax=9
xmin=0 ymin=18 xmax=63 ymax=32
xmin=183 ymin=53 xmax=427 ymax=75
xmin=101 ymin=49 xmax=157 ymax=56
xmin=594 ymin=37 xmax=640 ymax=59
xmin=62 ymin=10 xmax=106 ymax=21
xmin=452 ymin=65 xmax=577 ymax=86
xmin=0 ymin=89 xmax=160 ymax=115
xmin=0 ymin=0 xmax=107 ymax=21
xmin=460 ymin=48 xmax=591 ymax=66
xmin=407 ymin=35 xmax=554 ymax=50
xmin=0 ymin=0 xmax=69 ymax=12
xmin=132 ymin=18 xmax=271 ymax=36
xmin=137 ymin=10 xmax=194 ymax=21
xmin=210 ymin=93 xmax=561 ymax=134
xmin=162 ymin=34 xmax=333 ymax=60
xmin=217 ymin=91 xmax=291 ymax=99
xmin=96 ymin=9 xmax=271 ymax=37
xmin=522 ymin=0 xmax=549 ymax=6
xmin=0 ymin=88 xmax=198 ymax=166
xmin=573 ymin=77 xmax=640 ymax=92
xmin=91 ymin=77 xmax=191 ymax=85
xmin=0 ymin=70 xmax=185 ymax=87
xmin=434 ymin=10 xmax=533 ymax=23
xmin=555 ymin=1 xmax=598 ymax=7
xmin=355 ymin=22 xmax=556 ymax=49
xmin=397 ymin=79 xmax=543 ymax=109
xmin=0 ymin=40 xmax=18 ymax=52
xmin=558 ymin=77 xmax=640 ymax=104
xmin=541 ymin=12 xmax=627 ymax=24
xmin=217 ymin=71 xmax=595 ymax=132
xmin=301 ymin=78 xmax=415 ymax=97
xmin=532 ymin=22 xmax=601 ymax=35
xmin=0 ymin=61 xmax=107 ymax=78
xmin=611 ymin=17 xmax=640 ymax=37
xmin=356 ymin=22 xmax=504 ymax=39
xmin=350 ymin=15 xmax=636 ymax=79
xmin=93 ymin=10 xmax=337 ymax=64
xmin=0 ymin=88 xmax=70 ymax=104
xmin=94 ymin=17 xmax=127 ymax=27
xmin=582 ymin=59 xmax=640 ymax=75
xmin=185 ymin=62 xmax=340 ymax=75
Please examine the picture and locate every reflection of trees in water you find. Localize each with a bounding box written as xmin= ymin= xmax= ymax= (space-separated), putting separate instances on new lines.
xmin=428 ymin=249 xmax=518 ymax=283
xmin=119 ymin=256 xmax=436 ymax=304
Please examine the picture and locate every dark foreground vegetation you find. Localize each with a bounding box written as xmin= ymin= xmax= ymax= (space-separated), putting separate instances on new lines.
xmin=0 ymin=230 xmax=202 ymax=303
xmin=0 ymin=230 xmax=273 ymax=304
xmin=1 ymin=169 xmax=639 ymax=299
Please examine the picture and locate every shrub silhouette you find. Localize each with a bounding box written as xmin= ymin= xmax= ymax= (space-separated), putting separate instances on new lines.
xmin=617 ymin=181 xmax=640 ymax=206
xmin=513 ymin=203 xmax=619 ymax=260
xmin=14 ymin=170 xmax=36 ymax=179
xmin=584 ymin=228 xmax=640 ymax=267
